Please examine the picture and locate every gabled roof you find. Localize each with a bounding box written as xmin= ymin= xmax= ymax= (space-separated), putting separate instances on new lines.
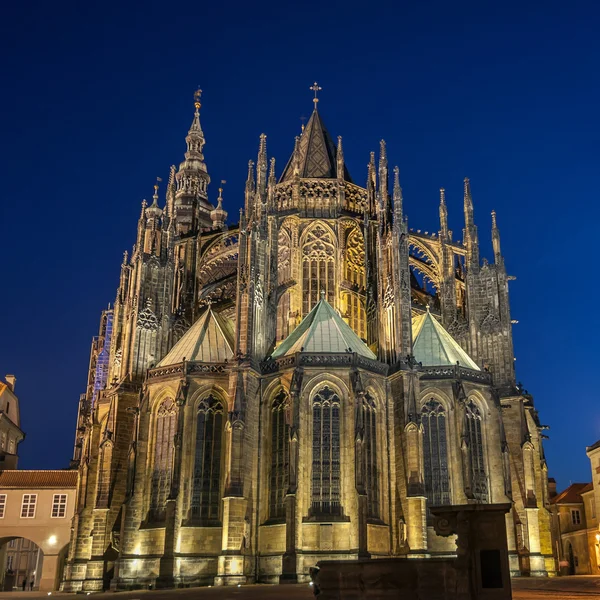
xmin=412 ymin=309 xmax=480 ymax=370
xmin=272 ymin=298 xmax=376 ymax=359
xmin=0 ymin=470 xmax=78 ymax=489
xmin=158 ymin=307 xmax=234 ymax=366
xmin=550 ymin=482 xmax=591 ymax=505
xmin=279 ymin=110 xmax=352 ymax=183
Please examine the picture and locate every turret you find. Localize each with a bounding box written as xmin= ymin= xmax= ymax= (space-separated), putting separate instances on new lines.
xmin=393 ymin=166 xmax=403 ymax=230
xmin=337 ymin=136 xmax=345 ymax=179
xmin=378 ymin=140 xmax=390 ymax=226
xmin=210 ymin=183 xmax=228 ymax=230
xmin=174 ymin=89 xmax=212 ymax=234
xmin=245 ymin=160 xmax=255 ymax=215
xmin=367 ymin=152 xmax=376 ymax=217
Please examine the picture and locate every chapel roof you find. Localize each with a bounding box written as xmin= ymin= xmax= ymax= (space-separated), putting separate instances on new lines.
xmin=157 ymin=307 xmax=234 ymax=366
xmin=279 ymin=109 xmax=352 ymax=183
xmin=412 ymin=309 xmax=480 ymax=370
xmin=272 ymin=297 xmax=376 ymax=359
xmin=0 ymin=470 xmax=78 ymax=489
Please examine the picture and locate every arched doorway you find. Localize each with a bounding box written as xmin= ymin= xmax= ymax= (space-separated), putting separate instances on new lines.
xmin=0 ymin=537 xmax=43 ymax=591
xmin=567 ymin=542 xmax=576 ymax=575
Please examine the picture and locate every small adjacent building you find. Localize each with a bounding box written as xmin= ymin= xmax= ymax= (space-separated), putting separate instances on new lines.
xmin=0 ymin=375 xmax=25 ymax=469
xmin=0 ymin=470 xmax=78 ymax=591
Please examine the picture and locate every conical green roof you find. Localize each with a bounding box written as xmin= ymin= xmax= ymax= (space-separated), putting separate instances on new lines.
xmin=158 ymin=307 xmax=234 ymax=366
xmin=412 ymin=309 xmax=479 ymax=370
xmin=272 ymin=298 xmax=375 ymax=359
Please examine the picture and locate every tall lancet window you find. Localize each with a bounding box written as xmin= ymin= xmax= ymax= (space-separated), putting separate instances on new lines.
xmin=269 ymin=391 xmax=290 ymax=520
xmin=344 ymin=228 xmax=366 ymax=339
xmin=421 ymin=399 xmax=450 ymax=507
xmin=465 ymin=400 xmax=488 ymax=503
xmin=311 ymin=386 xmax=342 ymax=517
xmin=149 ymin=398 xmax=177 ymax=520
xmin=190 ymin=395 xmax=224 ymax=524
xmin=302 ymin=225 xmax=336 ymax=316
xmin=363 ymin=393 xmax=379 ymax=519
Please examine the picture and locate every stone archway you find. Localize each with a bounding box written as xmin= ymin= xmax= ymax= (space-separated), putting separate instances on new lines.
xmin=0 ymin=536 xmax=43 ymax=591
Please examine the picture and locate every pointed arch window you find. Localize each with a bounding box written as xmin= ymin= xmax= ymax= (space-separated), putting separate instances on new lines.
xmin=465 ymin=400 xmax=488 ymax=503
xmin=421 ymin=399 xmax=450 ymax=507
xmin=269 ymin=391 xmax=290 ymax=520
xmin=302 ymin=225 xmax=336 ymax=316
xmin=149 ymin=398 xmax=177 ymax=520
xmin=311 ymin=386 xmax=342 ymax=517
xmin=96 ymin=438 xmax=113 ymax=508
xmin=363 ymin=393 xmax=379 ymax=519
xmin=190 ymin=395 xmax=224 ymax=524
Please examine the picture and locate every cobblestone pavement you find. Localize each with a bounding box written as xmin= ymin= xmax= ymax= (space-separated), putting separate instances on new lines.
xmin=2 ymin=577 xmax=600 ymax=599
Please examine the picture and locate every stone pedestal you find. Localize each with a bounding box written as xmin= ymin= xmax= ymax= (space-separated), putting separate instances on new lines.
xmin=431 ymin=503 xmax=513 ymax=600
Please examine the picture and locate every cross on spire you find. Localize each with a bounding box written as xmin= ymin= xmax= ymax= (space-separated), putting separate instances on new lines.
xmin=310 ymin=82 xmax=322 ymax=110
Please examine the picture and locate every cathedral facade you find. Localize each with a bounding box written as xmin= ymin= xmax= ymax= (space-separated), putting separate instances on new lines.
xmin=62 ymin=88 xmax=554 ymax=591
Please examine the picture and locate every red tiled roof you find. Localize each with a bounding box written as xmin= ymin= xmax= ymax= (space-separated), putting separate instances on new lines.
xmin=0 ymin=470 xmax=78 ymax=489
xmin=550 ymin=482 xmax=590 ymax=505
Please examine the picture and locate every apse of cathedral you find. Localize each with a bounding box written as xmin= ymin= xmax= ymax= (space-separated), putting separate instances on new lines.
xmin=63 ymin=86 xmax=554 ymax=591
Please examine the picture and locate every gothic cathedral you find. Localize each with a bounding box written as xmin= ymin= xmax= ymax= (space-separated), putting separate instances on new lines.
xmin=63 ymin=88 xmax=554 ymax=591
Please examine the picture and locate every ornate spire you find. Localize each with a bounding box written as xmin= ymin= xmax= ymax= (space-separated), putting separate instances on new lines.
xmin=336 ymin=136 xmax=344 ymax=179
xmin=245 ymin=160 xmax=255 ymax=214
xmin=462 ymin=177 xmax=479 ymax=270
xmin=292 ymin=135 xmax=301 ymax=177
xmin=268 ymin=157 xmax=276 ymax=188
xmin=439 ymin=188 xmax=448 ymax=239
xmin=367 ymin=151 xmax=376 ymax=216
xmin=378 ymin=140 xmax=389 ymax=222
xmin=491 ymin=209 xmax=502 ymax=263
xmin=211 ymin=181 xmax=228 ymax=229
xmin=393 ymin=166 xmax=403 ymax=222
xmin=256 ymin=134 xmax=267 ymax=194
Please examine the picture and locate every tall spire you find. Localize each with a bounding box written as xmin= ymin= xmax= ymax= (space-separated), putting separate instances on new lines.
xmin=367 ymin=151 xmax=376 ymax=216
xmin=491 ymin=209 xmax=502 ymax=263
xmin=256 ymin=134 xmax=268 ymax=194
xmin=245 ymin=160 xmax=255 ymax=215
xmin=439 ymin=188 xmax=448 ymax=240
xmin=463 ymin=177 xmax=480 ymax=270
xmin=378 ymin=140 xmax=390 ymax=223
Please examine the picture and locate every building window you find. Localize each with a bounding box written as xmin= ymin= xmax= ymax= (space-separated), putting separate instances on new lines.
xmin=421 ymin=399 xmax=451 ymax=507
xmin=302 ymin=225 xmax=336 ymax=316
xmin=465 ymin=400 xmax=488 ymax=503
xmin=190 ymin=395 xmax=224 ymax=524
xmin=311 ymin=386 xmax=342 ymax=517
xmin=0 ymin=494 xmax=6 ymax=518
xmin=51 ymin=494 xmax=68 ymax=518
xmin=20 ymin=494 xmax=37 ymax=518
xmin=149 ymin=399 xmax=177 ymax=520
xmin=269 ymin=391 xmax=290 ymax=520
xmin=363 ymin=393 xmax=379 ymax=519
xmin=572 ymin=509 xmax=581 ymax=525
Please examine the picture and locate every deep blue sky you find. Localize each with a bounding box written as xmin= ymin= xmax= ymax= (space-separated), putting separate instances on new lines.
xmin=1 ymin=0 xmax=598 ymax=489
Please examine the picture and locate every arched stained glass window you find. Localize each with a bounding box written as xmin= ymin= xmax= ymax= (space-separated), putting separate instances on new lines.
xmin=311 ymin=386 xmax=341 ymax=517
xmin=149 ymin=398 xmax=177 ymax=520
xmin=190 ymin=395 xmax=224 ymax=524
xmin=269 ymin=391 xmax=290 ymax=520
xmin=421 ymin=399 xmax=450 ymax=506
xmin=465 ymin=400 xmax=488 ymax=503
xmin=363 ymin=394 xmax=379 ymax=519
xmin=302 ymin=225 xmax=336 ymax=316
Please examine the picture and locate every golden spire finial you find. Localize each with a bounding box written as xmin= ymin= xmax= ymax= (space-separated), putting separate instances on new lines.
xmin=194 ymin=87 xmax=202 ymax=110
xmin=310 ymin=82 xmax=322 ymax=109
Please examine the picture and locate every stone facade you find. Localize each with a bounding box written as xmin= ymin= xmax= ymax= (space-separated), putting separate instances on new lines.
xmin=62 ymin=88 xmax=554 ymax=591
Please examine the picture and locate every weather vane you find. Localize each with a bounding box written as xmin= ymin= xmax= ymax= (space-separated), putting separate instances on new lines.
xmin=310 ymin=82 xmax=322 ymax=109
xmin=194 ymin=87 xmax=202 ymax=110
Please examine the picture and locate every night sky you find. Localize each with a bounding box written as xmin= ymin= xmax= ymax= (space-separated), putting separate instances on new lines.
xmin=1 ymin=0 xmax=599 ymax=490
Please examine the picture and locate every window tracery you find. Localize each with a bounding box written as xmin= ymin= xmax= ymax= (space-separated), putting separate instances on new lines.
xmin=421 ymin=399 xmax=450 ymax=507
xmin=465 ymin=400 xmax=488 ymax=503
xmin=344 ymin=228 xmax=366 ymax=339
xmin=302 ymin=225 xmax=336 ymax=315
xmin=269 ymin=391 xmax=290 ymax=520
xmin=311 ymin=386 xmax=341 ymax=516
xmin=149 ymin=398 xmax=177 ymax=520
xmin=190 ymin=395 xmax=224 ymax=524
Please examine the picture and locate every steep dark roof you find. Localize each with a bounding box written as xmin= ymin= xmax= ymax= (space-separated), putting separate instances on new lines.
xmin=279 ymin=110 xmax=352 ymax=183
xmin=587 ymin=439 xmax=600 ymax=452
xmin=550 ymin=482 xmax=590 ymax=505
